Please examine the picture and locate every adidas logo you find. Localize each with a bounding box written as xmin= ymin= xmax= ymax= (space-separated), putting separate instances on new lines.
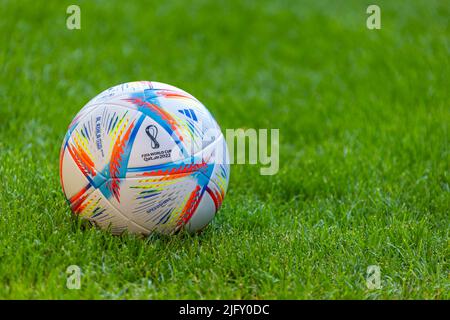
xmin=178 ymin=109 xmax=198 ymax=121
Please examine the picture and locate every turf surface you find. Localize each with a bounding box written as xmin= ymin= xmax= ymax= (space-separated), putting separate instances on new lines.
xmin=0 ymin=0 xmax=448 ymax=299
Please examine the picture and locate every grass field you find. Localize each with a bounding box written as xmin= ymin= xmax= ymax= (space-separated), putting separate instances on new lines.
xmin=0 ymin=0 xmax=448 ymax=299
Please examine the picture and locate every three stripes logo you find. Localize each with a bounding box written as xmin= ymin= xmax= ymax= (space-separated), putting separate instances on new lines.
xmin=178 ymin=109 xmax=197 ymax=122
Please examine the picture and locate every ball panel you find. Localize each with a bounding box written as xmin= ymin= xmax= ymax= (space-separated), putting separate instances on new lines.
xmin=126 ymin=113 xmax=185 ymax=171
xmin=182 ymin=135 xmax=230 ymax=233
xmin=84 ymin=81 xmax=152 ymax=107
xmin=185 ymin=190 xmax=216 ymax=233
xmin=84 ymin=81 xmax=197 ymax=108
xmin=64 ymin=103 xmax=143 ymax=178
xmin=60 ymin=145 xmax=96 ymax=200
xmin=75 ymin=188 xmax=150 ymax=235
xmin=143 ymin=93 xmax=222 ymax=157
xmin=104 ymin=174 xmax=199 ymax=234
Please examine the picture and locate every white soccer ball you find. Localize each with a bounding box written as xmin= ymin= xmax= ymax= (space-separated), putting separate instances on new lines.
xmin=59 ymin=81 xmax=230 ymax=235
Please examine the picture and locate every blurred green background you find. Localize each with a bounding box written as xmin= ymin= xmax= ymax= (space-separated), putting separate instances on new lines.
xmin=0 ymin=0 xmax=448 ymax=298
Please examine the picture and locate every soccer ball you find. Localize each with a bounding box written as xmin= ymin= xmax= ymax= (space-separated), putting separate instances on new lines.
xmin=59 ymin=81 xmax=230 ymax=235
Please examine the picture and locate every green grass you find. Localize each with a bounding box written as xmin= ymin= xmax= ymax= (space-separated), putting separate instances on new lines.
xmin=0 ymin=0 xmax=448 ymax=299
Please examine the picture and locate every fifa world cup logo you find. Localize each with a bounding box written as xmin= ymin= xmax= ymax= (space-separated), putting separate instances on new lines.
xmin=145 ymin=125 xmax=160 ymax=149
